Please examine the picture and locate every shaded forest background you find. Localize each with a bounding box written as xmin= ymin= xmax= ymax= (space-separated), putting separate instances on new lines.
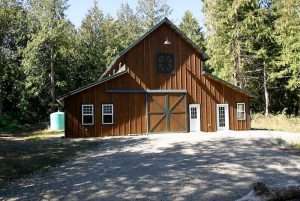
xmin=0 ymin=0 xmax=299 ymax=125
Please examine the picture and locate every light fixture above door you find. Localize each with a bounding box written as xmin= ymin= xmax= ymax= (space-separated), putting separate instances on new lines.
xmin=163 ymin=37 xmax=172 ymax=45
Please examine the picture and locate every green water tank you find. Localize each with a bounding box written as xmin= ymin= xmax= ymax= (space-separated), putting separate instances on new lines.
xmin=50 ymin=111 xmax=65 ymax=131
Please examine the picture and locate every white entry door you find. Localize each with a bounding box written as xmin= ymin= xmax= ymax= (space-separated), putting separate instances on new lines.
xmin=189 ymin=104 xmax=201 ymax=132
xmin=217 ymin=104 xmax=229 ymax=131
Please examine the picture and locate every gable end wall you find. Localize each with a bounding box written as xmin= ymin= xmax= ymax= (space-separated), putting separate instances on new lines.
xmin=64 ymin=23 xmax=251 ymax=137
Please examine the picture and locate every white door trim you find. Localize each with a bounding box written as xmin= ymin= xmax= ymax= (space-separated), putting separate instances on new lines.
xmin=189 ymin=104 xmax=201 ymax=132
xmin=217 ymin=104 xmax=229 ymax=131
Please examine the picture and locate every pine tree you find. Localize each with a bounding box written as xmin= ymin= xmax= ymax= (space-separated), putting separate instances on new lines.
xmin=76 ymin=0 xmax=106 ymax=86
xmin=179 ymin=10 xmax=205 ymax=50
xmin=0 ymin=0 xmax=28 ymax=117
xmin=204 ymin=0 xmax=261 ymax=87
xmin=243 ymin=1 xmax=277 ymax=116
xmin=116 ymin=2 xmax=143 ymax=48
xmin=22 ymin=0 xmax=75 ymax=116
xmin=274 ymin=0 xmax=300 ymax=115
xmin=203 ymin=0 xmax=278 ymax=115
xmin=136 ymin=0 xmax=172 ymax=30
xmin=100 ymin=16 xmax=124 ymax=67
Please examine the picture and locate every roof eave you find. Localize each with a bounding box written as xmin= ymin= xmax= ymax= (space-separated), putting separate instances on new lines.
xmin=202 ymin=71 xmax=254 ymax=98
xmin=57 ymin=69 xmax=129 ymax=102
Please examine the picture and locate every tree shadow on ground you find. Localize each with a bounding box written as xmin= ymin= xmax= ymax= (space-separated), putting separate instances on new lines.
xmin=0 ymin=135 xmax=299 ymax=201
xmin=0 ymin=137 xmax=99 ymax=187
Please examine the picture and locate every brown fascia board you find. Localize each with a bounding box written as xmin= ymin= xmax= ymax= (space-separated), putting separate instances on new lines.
xmin=57 ymin=69 xmax=128 ymax=103
xmin=106 ymin=89 xmax=187 ymax=93
xmin=99 ymin=17 xmax=208 ymax=80
xmin=202 ymin=71 xmax=254 ymax=98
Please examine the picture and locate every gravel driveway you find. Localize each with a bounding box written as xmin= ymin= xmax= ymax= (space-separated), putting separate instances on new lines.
xmin=1 ymin=131 xmax=300 ymax=201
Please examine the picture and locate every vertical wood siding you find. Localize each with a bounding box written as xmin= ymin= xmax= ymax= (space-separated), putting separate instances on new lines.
xmin=65 ymin=23 xmax=251 ymax=137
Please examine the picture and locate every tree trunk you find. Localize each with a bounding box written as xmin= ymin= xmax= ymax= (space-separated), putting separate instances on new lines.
xmin=237 ymin=41 xmax=242 ymax=88
xmin=295 ymin=95 xmax=300 ymax=116
xmin=0 ymin=96 xmax=3 ymax=116
xmin=50 ymin=47 xmax=56 ymax=113
xmin=233 ymin=36 xmax=242 ymax=88
xmin=263 ymin=64 xmax=269 ymax=116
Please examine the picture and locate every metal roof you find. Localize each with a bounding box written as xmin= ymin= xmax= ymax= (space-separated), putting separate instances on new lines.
xmin=58 ymin=18 xmax=251 ymax=102
xmin=58 ymin=17 xmax=208 ymax=102
xmin=202 ymin=71 xmax=254 ymax=98
xmin=106 ymin=89 xmax=187 ymax=93
xmin=57 ymin=69 xmax=128 ymax=102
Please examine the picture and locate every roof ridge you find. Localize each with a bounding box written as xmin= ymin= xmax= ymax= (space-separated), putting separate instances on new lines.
xmin=99 ymin=17 xmax=208 ymax=80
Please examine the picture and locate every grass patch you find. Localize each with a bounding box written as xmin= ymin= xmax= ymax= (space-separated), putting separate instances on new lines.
xmin=0 ymin=130 xmax=99 ymax=188
xmin=293 ymin=144 xmax=300 ymax=149
xmin=252 ymin=113 xmax=300 ymax=132
xmin=0 ymin=116 xmax=48 ymax=137
xmin=0 ymin=115 xmax=24 ymax=133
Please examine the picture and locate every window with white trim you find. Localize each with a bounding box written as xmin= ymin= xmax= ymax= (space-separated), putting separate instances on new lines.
xmin=102 ymin=104 xmax=113 ymax=124
xmin=237 ymin=103 xmax=246 ymax=120
xmin=82 ymin=104 xmax=94 ymax=125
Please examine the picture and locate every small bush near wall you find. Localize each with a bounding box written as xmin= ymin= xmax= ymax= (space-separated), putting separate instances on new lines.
xmin=0 ymin=115 xmax=23 ymax=133
xmin=0 ymin=115 xmax=48 ymax=135
xmin=252 ymin=113 xmax=300 ymax=133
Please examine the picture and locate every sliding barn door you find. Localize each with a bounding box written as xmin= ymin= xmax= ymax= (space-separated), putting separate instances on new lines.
xmin=147 ymin=93 xmax=187 ymax=133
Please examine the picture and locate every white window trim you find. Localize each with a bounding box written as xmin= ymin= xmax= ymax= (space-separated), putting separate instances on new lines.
xmin=102 ymin=104 xmax=114 ymax=125
xmin=237 ymin=103 xmax=246 ymax=121
xmin=82 ymin=104 xmax=94 ymax=126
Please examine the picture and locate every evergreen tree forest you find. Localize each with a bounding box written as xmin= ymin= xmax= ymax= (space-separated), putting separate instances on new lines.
xmin=0 ymin=0 xmax=299 ymax=125
xmin=203 ymin=0 xmax=300 ymax=116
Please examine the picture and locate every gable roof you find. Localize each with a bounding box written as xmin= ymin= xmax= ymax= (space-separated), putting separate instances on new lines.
xmin=57 ymin=68 xmax=128 ymax=102
xmin=58 ymin=18 xmax=208 ymax=102
xmin=99 ymin=17 xmax=208 ymax=80
xmin=58 ymin=17 xmax=252 ymax=102
xmin=202 ymin=71 xmax=254 ymax=98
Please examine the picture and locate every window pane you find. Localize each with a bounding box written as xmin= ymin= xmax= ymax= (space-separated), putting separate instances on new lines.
xmin=103 ymin=115 xmax=113 ymax=124
xmin=219 ymin=107 xmax=225 ymax=127
xmin=237 ymin=104 xmax=245 ymax=112
xmin=237 ymin=111 xmax=245 ymax=120
xmin=157 ymin=53 xmax=175 ymax=73
xmin=83 ymin=105 xmax=93 ymax=115
xmin=83 ymin=115 xmax=93 ymax=124
xmin=190 ymin=107 xmax=197 ymax=119
xmin=103 ymin=105 xmax=113 ymax=114
xmin=237 ymin=103 xmax=245 ymax=120
xmin=237 ymin=113 xmax=241 ymax=120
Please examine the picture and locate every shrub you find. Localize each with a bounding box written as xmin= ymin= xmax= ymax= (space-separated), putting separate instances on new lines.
xmin=0 ymin=115 xmax=23 ymax=133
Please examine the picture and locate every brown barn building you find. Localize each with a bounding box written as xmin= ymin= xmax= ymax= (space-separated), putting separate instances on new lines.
xmin=58 ymin=18 xmax=252 ymax=138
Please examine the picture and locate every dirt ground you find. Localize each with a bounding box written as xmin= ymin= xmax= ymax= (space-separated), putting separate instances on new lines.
xmin=1 ymin=130 xmax=300 ymax=201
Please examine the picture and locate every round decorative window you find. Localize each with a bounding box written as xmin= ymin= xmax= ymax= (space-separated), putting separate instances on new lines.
xmin=157 ymin=53 xmax=175 ymax=73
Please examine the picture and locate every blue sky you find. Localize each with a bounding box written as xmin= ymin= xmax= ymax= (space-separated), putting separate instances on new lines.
xmin=66 ymin=0 xmax=205 ymax=28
